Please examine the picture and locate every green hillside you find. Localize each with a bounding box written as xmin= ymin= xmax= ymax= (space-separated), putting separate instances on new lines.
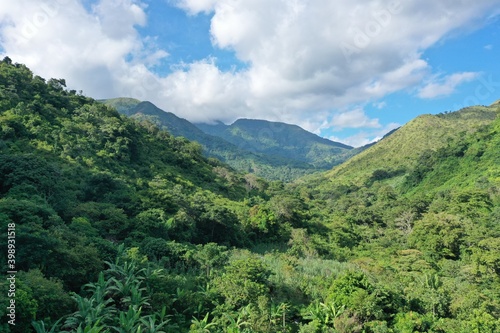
xmin=196 ymin=119 xmax=355 ymax=169
xmin=324 ymin=105 xmax=498 ymax=185
xmin=2 ymin=58 xmax=500 ymax=333
xmin=0 ymin=59 xmax=286 ymax=332
xmin=103 ymin=99 xmax=339 ymax=181
xmin=288 ymin=105 xmax=500 ymax=332
xmin=107 ymin=98 xmax=359 ymax=171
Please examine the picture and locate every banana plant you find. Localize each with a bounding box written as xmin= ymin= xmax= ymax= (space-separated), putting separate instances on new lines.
xmin=224 ymin=311 xmax=250 ymax=333
xmin=32 ymin=317 xmax=64 ymax=333
xmin=111 ymin=306 xmax=143 ymax=333
xmin=270 ymin=302 xmax=289 ymax=328
xmin=75 ymin=319 xmax=110 ymax=333
xmin=303 ymin=300 xmax=345 ymax=328
xmin=140 ymin=313 xmax=179 ymax=333
xmin=303 ymin=301 xmax=327 ymax=324
xmin=64 ymin=293 xmax=114 ymax=330
xmin=83 ymin=272 xmax=113 ymax=302
xmin=320 ymin=301 xmax=345 ymax=325
xmin=190 ymin=312 xmax=217 ymax=333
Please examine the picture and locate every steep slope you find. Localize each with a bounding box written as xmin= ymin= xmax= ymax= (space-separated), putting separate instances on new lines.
xmin=287 ymin=105 xmax=500 ymax=333
xmin=101 ymin=97 xmax=141 ymax=113
xmin=196 ymin=118 xmax=355 ymax=169
xmin=0 ymin=59 xmax=290 ymax=330
xmin=323 ymin=105 xmax=498 ymax=185
xmin=4 ymin=59 xmax=500 ymax=333
xmin=402 ymin=112 xmax=500 ymax=195
xmin=103 ymin=99 xmax=355 ymax=181
xmin=1 ymin=58 xmax=332 ymax=331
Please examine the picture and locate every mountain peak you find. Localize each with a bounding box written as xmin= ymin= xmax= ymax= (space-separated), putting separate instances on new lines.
xmin=101 ymin=99 xmax=361 ymax=180
xmin=227 ymin=118 xmax=352 ymax=149
xmin=196 ymin=117 xmax=355 ymax=169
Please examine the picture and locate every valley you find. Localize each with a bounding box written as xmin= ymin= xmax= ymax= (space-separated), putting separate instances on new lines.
xmin=1 ymin=58 xmax=500 ymax=333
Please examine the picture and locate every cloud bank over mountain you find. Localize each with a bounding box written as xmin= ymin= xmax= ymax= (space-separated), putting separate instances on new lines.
xmin=1 ymin=0 xmax=499 ymax=145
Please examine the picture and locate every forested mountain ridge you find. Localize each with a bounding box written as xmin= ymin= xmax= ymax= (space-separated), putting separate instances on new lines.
xmin=104 ymin=98 xmax=321 ymax=181
xmin=196 ymin=118 xmax=356 ymax=169
xmin=105 ymin=98 xmax=361 ymax=181
xmin=1 ymin=58 xmax=500 ymax=333
xmin=321 ymin=105 xmax=498 ymax=186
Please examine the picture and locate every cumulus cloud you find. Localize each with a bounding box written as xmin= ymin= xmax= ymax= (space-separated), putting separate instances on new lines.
xmin=172 ymin=0 xmax=500 ymax=126
xmin=0 ymin=0 xmax=164 ymax=99
xmin=331 ymin=108 xmax=381 ymax=130
xmin=1 ymin=0 xmax=499 ymax=135
xmin=418 ymin=72 xmax=480 ymax=99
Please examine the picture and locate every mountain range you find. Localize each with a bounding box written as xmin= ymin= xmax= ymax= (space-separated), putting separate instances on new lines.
xmin=2 ymin=58 xmax=500 ymax=332
xmin=102 ymin=98 xmax=364 ymax=181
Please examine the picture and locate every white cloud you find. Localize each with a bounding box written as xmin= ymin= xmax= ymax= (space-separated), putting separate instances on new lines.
xmin=330 ymin=132 xmax=375 ymax=148
xmin=330 ymin=122 xmax=400 ymax=147
xmin=418 ymin=72 xmax=479 ymax=99
xmin=373 ymin=101 xmax=387 ymax=109
xmin=1 ymin=0 xmax=499 ymax=133
xmin=170 ymin=0 xmax=499 ymax=128
xmin=172 ymin=0 xmax=218 ymax=15
xmin=331 ymin=108 xmax=381 ymax=130
xmin=93 ymin=0 xmax=147 ymax=39
xmin=0 ymin=0 xmax=165 ymax=99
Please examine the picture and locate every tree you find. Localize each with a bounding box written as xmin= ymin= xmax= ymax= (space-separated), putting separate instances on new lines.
xmin=18 ymin=269 xmax=74 ymax=322
xmin=215 ymin=257 xmax=271 ymax=309
xmin=193 ymin=243 xmax=229 ymax=278
xmin=409 ymin=213 xmax=465 ymax=260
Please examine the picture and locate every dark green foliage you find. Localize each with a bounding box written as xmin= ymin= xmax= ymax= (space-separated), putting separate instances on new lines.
xmin=196 ymin=118 xmax=354 ymax=168
xmin=105 ymin=99 xmax=364 ymax=181
xmin=1 ymin=59 xmax=500 ymax=332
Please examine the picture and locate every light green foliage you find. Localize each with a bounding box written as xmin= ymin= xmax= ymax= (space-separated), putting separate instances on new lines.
xmin=325 ymin=105 xmax=498 ymax=185
xmin=409 ymin=213 xmax=465 ymax=260
xmin=109 ymin=99 xmax=361 ymax=181
xmin=215 ymin=257 xmax=271 ymax=309
xmin=2 ymin=58 xmax=500 ymax=332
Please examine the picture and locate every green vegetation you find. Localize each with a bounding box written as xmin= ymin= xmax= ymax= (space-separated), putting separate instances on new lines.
xmin=1 ymin=58 xmax=500 ymax=332
xmin=324 ymin=106 xmax=497 ymax=185
xmin=196 ymin=119 xmax=356 ymax=169
xmin=105 ymin=99 xmax=362 ymax=182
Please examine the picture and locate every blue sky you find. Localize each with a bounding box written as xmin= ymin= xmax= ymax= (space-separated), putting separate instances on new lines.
xmin=1 ymin=0 xmax=499 ymax=146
